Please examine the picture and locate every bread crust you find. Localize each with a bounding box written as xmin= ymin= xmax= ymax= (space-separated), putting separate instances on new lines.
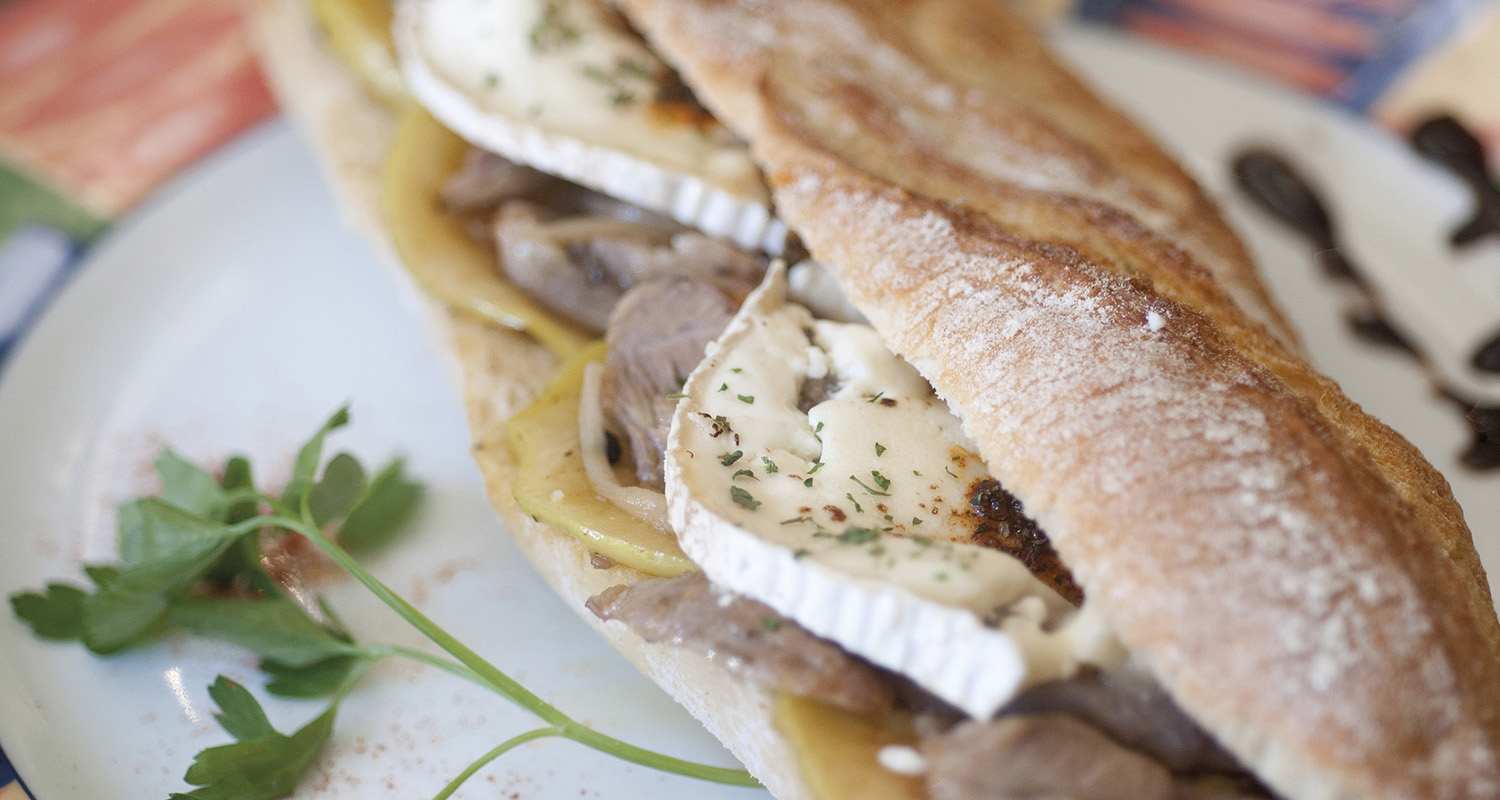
xmin=612 ymin=1 xmax=1500 ymax=798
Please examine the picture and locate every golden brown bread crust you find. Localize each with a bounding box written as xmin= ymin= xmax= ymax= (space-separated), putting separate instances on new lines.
xmin=614 ymin=0 xmax=1500 ymax=797
xmin=618 ymin=0 xmax=1294 ymax=348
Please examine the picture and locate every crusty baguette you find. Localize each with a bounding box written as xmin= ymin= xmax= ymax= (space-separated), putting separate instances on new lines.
xmin=612 ymin=0 xmax=1500 ymax=797
xmin=249 ymin=2 xmax=814 ymax=797
xmin=254 ymin=0 xmax=1500 ymax=797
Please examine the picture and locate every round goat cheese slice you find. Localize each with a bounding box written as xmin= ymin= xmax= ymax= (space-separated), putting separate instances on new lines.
xmin=395 ymin=0 xmax=787 ymax=253
xmin=666 ymin=266 xmax=1123 ymax=717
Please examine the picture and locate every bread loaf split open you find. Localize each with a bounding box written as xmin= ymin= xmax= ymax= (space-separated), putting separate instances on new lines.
xmin=252 ymin=0 xmax=1500 ymax=797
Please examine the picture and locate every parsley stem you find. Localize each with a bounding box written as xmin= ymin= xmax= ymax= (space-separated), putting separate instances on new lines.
xmin=430 ymin=728 xmax=562 ymax=800
xmin=555 ymin=721 xmax=759 ymax=785
xmin=279 ymin=516 xmax=548 ymax=706
xmin=364 ymin=644 xmax=488 ymax=689
xmin=269 ymin=513 xmax=760 ymax=787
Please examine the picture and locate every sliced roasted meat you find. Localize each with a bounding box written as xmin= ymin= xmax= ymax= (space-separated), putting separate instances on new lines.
xmin=558 ymin=228 xmax=754 ymax=305
xmin=586 ymin=571 xmax=895 ymax=714
xmin=441 ymin=148 xmax=557 ymax=212
xmin=602 ymin=278 xmax=739 ymax=489
xmin=1002 ymin=668 xmax=1240 ymax=775
xmin=494 ymin=202 xmax=666 ymax=331
xmin=796 ymin=371 xmax=839 ymax=413
xmin=494 ymin=201 xmax=764 ymax=332
xmin=923 ymin=714 xmax=1176 ymax=800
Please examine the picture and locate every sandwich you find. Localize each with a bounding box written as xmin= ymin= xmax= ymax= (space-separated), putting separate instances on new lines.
xmin=251 ymin=0 xmax=1500 ymax=798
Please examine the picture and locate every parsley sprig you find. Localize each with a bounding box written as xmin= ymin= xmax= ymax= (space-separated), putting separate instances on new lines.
xmin=10 ymin=409 xmax=757 ymax=798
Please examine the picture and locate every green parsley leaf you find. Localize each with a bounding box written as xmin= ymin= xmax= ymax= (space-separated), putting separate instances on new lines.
xmin=169 ymin=595 xmax=360 ymax=669
xmin=761 ymin=456 xmax=778 ymax=474
xmin=870 ymin=471 xmax=891 ymax=491
xmin=737 ymin=394 xmax=755 ymax=405
xmin=308 ymin=453 xmax=367 ymax=527
xmin=338 ymin=458 xmax=423 ymax=554
xmin=837 ymin=527 xmax=880 ymax=545
xmin=874 ymin=442 xmax=886 ymax=457
xmin=261 ymin=655 xmax=362 ymax=699
xmin=117 ymin=496 xmax=236 ymax=568
xmin=282 ymin=408 xmax=350 ymax=510
xmin=732 ymin=469 xmax=756 ymax=480
xmin=10 ymin=583 xmax=87 ymax=641
xmin=730 ymin=486 xmax=761 ymax=510
xmin=720 ymin=450 xmax=744 ymax=466
xmin=208 ymin=676 xmax=276 ymax=742
xmin=83 ymin=565 xmax=119 ymax=587
xmin=85 ymin=501 xmax=249 ymax=653
xmin=849 ymin=475 xmax=890 ymax=497
xmin=221 ymin=456 xmax=257 ymax=523
xmin=205 ymin=457 xmax=267 ymax=591
xmin=177 ymin=679 xmax=337 ymax=800
xmin=220 ymin=454 xmax=262 ymax=529
xmin=156 ymin=449 xmax=230 ymax=519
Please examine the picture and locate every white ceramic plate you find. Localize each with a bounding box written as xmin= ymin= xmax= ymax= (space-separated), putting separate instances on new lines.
xmin=0 ymin=121 xmax=754 ymax=800
xmin=0 ymin=26 xmax=1496 ymax=800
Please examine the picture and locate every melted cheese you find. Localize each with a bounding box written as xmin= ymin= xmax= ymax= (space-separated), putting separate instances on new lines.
xmin=395 ymin=0 xmax=788 ymax=252
xmin=667 ymin=265 xmax=1124 ymax=717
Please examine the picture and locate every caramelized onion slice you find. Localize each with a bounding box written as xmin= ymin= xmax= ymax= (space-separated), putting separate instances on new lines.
xmin=381 ymin=107 xmax=592 ymax=356
xmin=508 ymin=341 xmax=693 ymax=576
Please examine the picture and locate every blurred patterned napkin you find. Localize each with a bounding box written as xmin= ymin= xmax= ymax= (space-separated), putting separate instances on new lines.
xmin=0 ymin=0 xmax=275 ymax=365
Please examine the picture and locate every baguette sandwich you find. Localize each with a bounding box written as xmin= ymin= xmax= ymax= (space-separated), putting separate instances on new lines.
xmin=252 ymin=1 xmax=1500 ymax=798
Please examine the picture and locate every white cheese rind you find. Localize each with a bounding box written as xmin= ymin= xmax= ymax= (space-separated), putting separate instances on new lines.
xmin=396 ymin=0 xmax=789 ymax=253
xmin=666 ymin=266 xmax=1121 ymax=717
